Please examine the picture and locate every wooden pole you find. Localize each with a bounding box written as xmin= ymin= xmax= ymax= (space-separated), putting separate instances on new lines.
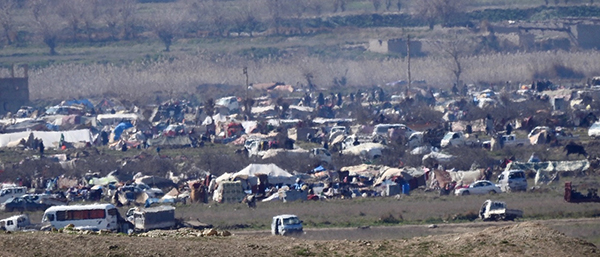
xmin=406 ymin=35 xmax=411 ymax=96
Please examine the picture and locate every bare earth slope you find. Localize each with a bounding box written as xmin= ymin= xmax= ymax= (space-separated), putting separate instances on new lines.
xmin=0 ymin=222 xmax=597 ymax=257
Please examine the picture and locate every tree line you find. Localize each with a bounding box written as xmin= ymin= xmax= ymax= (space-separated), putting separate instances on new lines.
xmin=0 ymin=0 xmax=468 ymax=53
xmin=0 ymin=0 xmax=596 ymax=54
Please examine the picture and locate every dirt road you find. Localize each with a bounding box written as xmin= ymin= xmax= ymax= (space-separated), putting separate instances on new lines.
xmin=1 ymin=220 xmax=598 ymax=257
xmin=236 ymin=217 xmax=600 ymax=241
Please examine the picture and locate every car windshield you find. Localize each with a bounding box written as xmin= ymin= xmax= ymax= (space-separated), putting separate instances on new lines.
xmin=282 ymin=217 xmax=301 ymax=225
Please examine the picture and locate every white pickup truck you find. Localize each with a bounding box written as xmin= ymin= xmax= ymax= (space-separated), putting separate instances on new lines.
xmin=482 ymin=134 xmax=529 ymax=149
xmin=440 ymin=131 xmax=479 ymax=148
xmin=479 ymin=200 xmax=523 ymax=221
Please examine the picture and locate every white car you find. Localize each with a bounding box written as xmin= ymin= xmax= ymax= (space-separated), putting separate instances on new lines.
xmin=455 ymin=180 xmax=502 ymax=196
xmin=589 ymin=122 xmax=600 ymax=138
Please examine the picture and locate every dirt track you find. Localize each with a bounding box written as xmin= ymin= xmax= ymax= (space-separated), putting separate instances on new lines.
xmin=236 ymin=217 xmax=600 ymax=241
xmin=0 ymin=219 xmax=597 ymax=257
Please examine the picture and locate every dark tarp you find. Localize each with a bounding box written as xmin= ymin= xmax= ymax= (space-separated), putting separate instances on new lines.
xmin=147 ymin=135 xmax=192 ymax=147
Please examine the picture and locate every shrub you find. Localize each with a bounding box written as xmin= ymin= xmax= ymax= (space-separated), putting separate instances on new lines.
xmin=378 ymin=212 xmax=403 ymax=224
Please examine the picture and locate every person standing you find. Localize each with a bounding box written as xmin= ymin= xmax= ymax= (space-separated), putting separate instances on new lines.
xmin=39 ymin=140 xmax=44 ymax=157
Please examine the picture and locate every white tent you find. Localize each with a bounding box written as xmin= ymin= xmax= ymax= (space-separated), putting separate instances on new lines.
xmin=233 ymin=163 xmax=296 ymax=185
xmin=97 ymin=113 xmax=143 ymax=125
xmin=0 ymin=129 xmax=93 ymax=148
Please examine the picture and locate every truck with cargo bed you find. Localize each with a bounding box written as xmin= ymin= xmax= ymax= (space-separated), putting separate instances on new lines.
xmin=126 ymin=205 xmax=176 ymax=231
xmin=479 ymin=200 xmax=523 ymax=221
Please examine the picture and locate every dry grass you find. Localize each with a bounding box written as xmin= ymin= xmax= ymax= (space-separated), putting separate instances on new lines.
xmin=7 ymin=49 xmax=597 ymax=101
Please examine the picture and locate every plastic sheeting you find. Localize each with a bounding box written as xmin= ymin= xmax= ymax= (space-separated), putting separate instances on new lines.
xmin=506 ymin=160 xmax=590 ymax=185
xmin=112 ymin=122 xmax=133 ymax=141
xmin=0 ymin=129 xmax=93 ymax=148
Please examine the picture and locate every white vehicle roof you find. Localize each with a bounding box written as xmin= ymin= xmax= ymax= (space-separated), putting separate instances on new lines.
xmin=273 ymin=214 xmax=298 ymax=219
xmin=45 ymin=203 xmax=116 ymax=213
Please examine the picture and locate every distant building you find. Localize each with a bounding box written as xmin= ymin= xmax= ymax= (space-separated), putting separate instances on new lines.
xmin=0 ymin=66 xmax=29 ymax=116
xmin=368 ymin=38 xmax=422 ymax=55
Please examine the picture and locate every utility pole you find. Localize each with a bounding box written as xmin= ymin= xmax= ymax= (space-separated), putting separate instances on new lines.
xmin=243 ymin=67 xmax=249 ymax=118
xmin=243 ymin=67 xmax=249 ymax=99
xmin=406 ymin=34 xmax=411 ymax=97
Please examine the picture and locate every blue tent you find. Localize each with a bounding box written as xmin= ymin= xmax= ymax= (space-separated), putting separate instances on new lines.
xmin=113 ymin=122 xmax=133 ymax=141
xmin=63 ymin=99 xmax=94 ymax=110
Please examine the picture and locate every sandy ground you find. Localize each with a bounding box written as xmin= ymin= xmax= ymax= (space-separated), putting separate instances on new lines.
xmin=0 ymin=221 xmax=597 ymax=257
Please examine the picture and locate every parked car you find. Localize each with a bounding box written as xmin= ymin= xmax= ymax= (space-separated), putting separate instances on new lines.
xmin=455 ymin=180 xmax=502 ymax=196
xmin=482 ymin=134 xmax=529 ymax=149
xmin=589 ymin=122 xmax=600 ymax=138
xmin=0 ymin=197 xmax=51 ymax=212
xmin=497 ymin=170 xmax=528 ymax=192
xmin=440 ymin=131 xmax=479 ymax=148
xmin=271 ymin=214 xmax=303 ymax=236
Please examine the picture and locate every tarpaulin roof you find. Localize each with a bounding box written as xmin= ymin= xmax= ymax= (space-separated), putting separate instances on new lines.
xmin=147 ymin=135 xmax=192 ymax=146
xmin=0 ymin=129 xmax=93 ymax=148
xmin=97 ymin=113 xmax=142 ymax=125
xmin=233 ymin=163 xmax=295 ymax=185
xmin=506 ymin=160 xmax=589 ymax=185
xmin=374 ymin=167 xmax=426 ymax=186
xmin=113 ymin=122 xmax=133 ymax=141
xmin=340 ymin=164 xmax=387 ymax=178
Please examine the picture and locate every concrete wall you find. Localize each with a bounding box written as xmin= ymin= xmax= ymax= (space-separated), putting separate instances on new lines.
xmin=368 ymin=38 xmax=422 ymax=55
xmin=0 ymin=77 xmax=29 ymax=116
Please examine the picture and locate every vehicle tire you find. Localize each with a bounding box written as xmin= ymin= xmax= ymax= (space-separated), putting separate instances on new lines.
xmin=489 ymin=190 xmax=496 ymax=195
xmin=462 ymin=191 xmax=470 ymax=196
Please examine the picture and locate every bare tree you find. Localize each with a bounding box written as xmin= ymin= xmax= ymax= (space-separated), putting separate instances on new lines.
xmin=0 ymin=0 xmax=16 ymax=45
xmin=266 ymin=0 xmax=282 ymax=34
xmin=30 ymin=0 xmax=64 ymax=55
xmin=189 ymin=0 xmax=232 ymax=37
xmin=57 ymin=0 xmax=85 ymax=41
xmin=99 ymin=0 xmax=136 ymax=40
xmin=81 ymin=0 xmax=100 ymax=41
xmin=231 ymin=1 xmax=262 ymax=36
xmin=149 ymin=9 xmax=183 ymax=52
xmin=432 ymin=35 xmax=475 ymax=87
xmin=415 ymin=0 xmax=464 ymax=29
xmin=415 ymin=0 xmax=437 ymax=29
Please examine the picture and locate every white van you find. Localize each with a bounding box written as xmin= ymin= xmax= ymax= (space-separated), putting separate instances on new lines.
xmin=497 ymin=170 xmax=528 ymax=192
xmin=372 ymin=124 xmax=415 ymax=138
xmin=42 ymin=203 xmax=120 ymax=231
xmin=0 ymin=186 xmax=27 ymax=203
xmin=0 ymin=214 xmax=32 ymax=231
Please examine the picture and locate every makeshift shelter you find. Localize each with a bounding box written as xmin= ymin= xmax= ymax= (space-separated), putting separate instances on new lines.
xmin=429 ymin=169 xmax=485 ymax=189
xmin=97 ymin=113 xmax=142 ymax=125
xmin=340 ymin=164 xmax=387 ymax=178
xmin=2 ymin=120 xmax=46 ymax=133
xmin=213 ymin=181 xmax=245 ymax=203
xmin=233 ymin=163 xmax=296 ymax=186
xmin=506 ymin=160 xmax=590 ymax=185
xmin=0 ymin=129 xmax=93 ymax=148
xmin=147 ymin=135 xmax=192 ymax=147
xmin=374 ymin=167 xmax=426 ymax=188
xmin=135 ymin=176 xmax=176 ymax=188
xmin=422 ymin=152 xmax=454 ymax=167
xmin=112 ymin=122 xmax=133 ymax=141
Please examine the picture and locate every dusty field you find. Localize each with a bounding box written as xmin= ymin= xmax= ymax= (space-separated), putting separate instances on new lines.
xmin=0 ymin=221 xmax=597 ymax=257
